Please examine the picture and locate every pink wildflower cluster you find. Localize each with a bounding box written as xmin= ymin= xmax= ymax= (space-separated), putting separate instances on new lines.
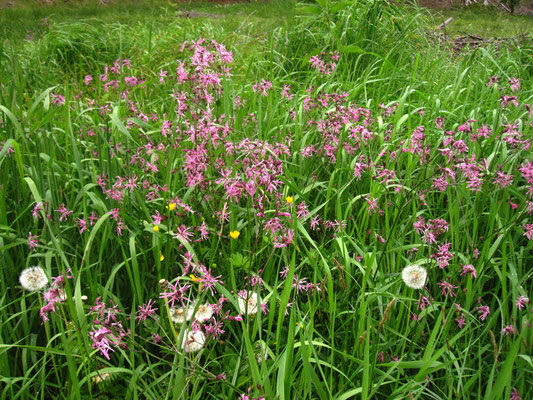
xmin=430 ymin=241 xmax=453 ymax=268
xmin=309 ymin=52 xmax=338 ymax=75
xmin=40 ymin=270 xmax=73 ymax=323
xmin=88 ymin=297 xmax=129 ymax=360
xmin=413 ymin=217 xmax=449 ymax=245
xmin=280 ymin=266 xmax=321 ymax=295
xmin=14 ymin=36 xmax=533 ymax=392
xmin=1 ymin=141 xmax=14 ymax=156
xmin=50 ymin=93 xmax=65 ymax=106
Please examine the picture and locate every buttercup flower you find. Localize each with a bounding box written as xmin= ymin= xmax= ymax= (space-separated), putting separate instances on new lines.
xmin=230 ymin=230 xmax=240 ymax=239
xmin=401 ymin=265 xmax=427 ymax=290
xmin=19 ymin=266 xmax=48 ymax=292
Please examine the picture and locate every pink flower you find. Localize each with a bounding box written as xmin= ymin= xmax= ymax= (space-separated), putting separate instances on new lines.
xmin=421 ymin=230 xmax=437 ymax=245
xmin=135 ymin=299 xmax=158 ymax=323
xmin=493 ymin=171 xmax=513 ymax=188
xmin=204 ymin=318 xmax=225 ymax=339
xmin=502 ymin=325 xmax=516 ymax=336
xmin=430 ymin=242 xmax=453 ymax=269
xmin=366 ymin=197 xmax=379 ymax=216
xmin=499 ymin=95 xmax=519 ymax=108
xmin=55 ymin=203 xmax=73 ymax=222
xmin=455 ymin=313 xmax=466 ymax=329
xmin=515 ymin=296 xmax=530 ymax=310
xmin=151 ymin=210 xmax=162 ymax=225
xmin=510 ymin=388 xmax=522 ymax=400
xmin=197 ymin=268 xmax=223 ymax=296
xmin=27 ymin=232 xmax=38 ymax=251
xmin=196 ymin=221 xmax=209 ymax=241
xmin=159 ymin=69 xmax=168 ymax=83
xmin=437 ymin=280 xmax=458 ymax=297
xmin=508 ymin=77 xmax=520 ymax=92
xmin=50 ymin=93 xmax=65 ymax=106
xmin=486 ymin=76 xmax=500 ymax=87
xmin=477 ymin=305 xmax=490 ymax=321
xmin=433 ymin=175 xmax=448 ymax=192
xmin=173 ymin=225 xmax=193 ymax=243
xmin=77 ymin=218 xmax=87 ymax=234
xmin=281 ymin=84 xmax=293 ymax=100
xmin=40 ymin=272 xmax=73 ymax=323
xmin=89 ymin=326 xmax=119 ymax=360
xmin=308 ymin=53 xmax=337 ymax=75
xmin=252 ymin=79 xmax=273 ymax=96
xmin=159 ymin=281 xmax=191 ymax=309
xmin=417 ymin=296 xmax=432 ymax=311
xmin=472 ymin=124 xmax=492 ymax=142
xmin=460 ymin=264 xmax=477 ymax=279
xmin=32 ymin=202 xmax=44 ymax=219
xmin=310 ymin=215 xmax=321 ymax=230
xmin=88 ymin=211 xmax=99 ymax=226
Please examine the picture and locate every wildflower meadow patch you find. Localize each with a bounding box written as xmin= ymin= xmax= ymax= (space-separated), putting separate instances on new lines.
xmin=0 ymin=0 xmax=532 ymax=399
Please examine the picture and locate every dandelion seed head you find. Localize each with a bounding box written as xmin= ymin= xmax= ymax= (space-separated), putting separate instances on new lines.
xmin=237 ymin=291 xmax=259 ymax=315
xmin=194 ymin=303 xmax=214 ymax=322
xmin=401 ymin=265 xmax=427 ymax=290
xmin=91 ymin=372 xmax=110 ymax=384
xmin=170 ymin=305 xmax=193 ymax=324
xmin=19 ymin=266 xmax=48 ymax=292
xmin=182 ymin=329 xmax=205 ymax=353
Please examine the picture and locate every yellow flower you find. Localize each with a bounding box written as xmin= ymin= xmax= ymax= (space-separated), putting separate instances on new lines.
xmin=230 ymin=230 xmax=240 ymax=239
xmin=160 ymin=253 xmax=164 ymax=261
xmin=286 ymin=196 xmax=294 ymax=204
xmin=190 ymin=274 xmax=202 ymax=283
xmin=153 ymin=225 xmax=160 ymax=232
xmin=166 ymin=203 xmax=176 ymax=211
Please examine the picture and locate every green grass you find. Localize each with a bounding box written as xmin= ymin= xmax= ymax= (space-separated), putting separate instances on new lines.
xmin=0 ymin=0 xmax=294 ymax=42
xmin=0 ymin=0 xmax=532 ymax=399
xmin=425 ymin=6 xmax=533 ymax=37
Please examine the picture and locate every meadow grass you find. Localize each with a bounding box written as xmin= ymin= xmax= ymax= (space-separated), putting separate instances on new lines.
xmin=0 ymin=0 xmax=294 ymax=43
xmin=424 ymin=5 xmax=533 ymax=37
xmin=0 ymin=0 xmax=532 ymax=399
